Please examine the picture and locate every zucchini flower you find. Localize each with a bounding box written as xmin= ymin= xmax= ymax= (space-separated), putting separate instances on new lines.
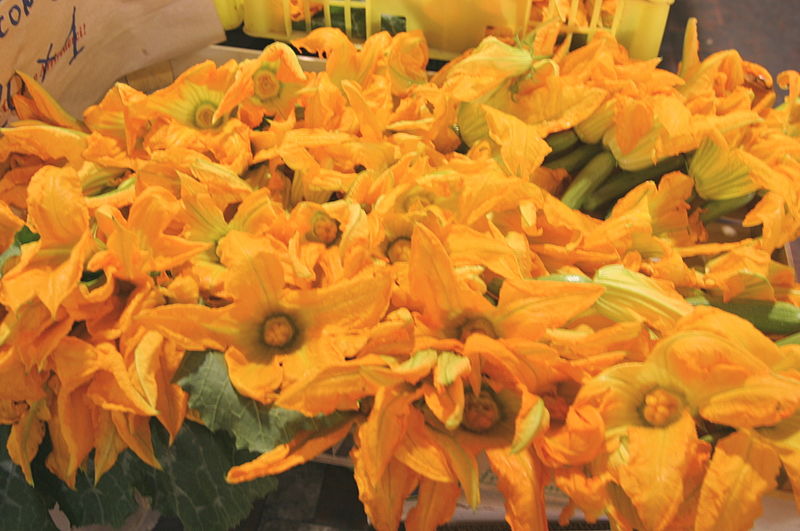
xmin=567 ymin=306 xmax=800 ymax=530
xmin=592 ymin=264 xmax=692 ymax=333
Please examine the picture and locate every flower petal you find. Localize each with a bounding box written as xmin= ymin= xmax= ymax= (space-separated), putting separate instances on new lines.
xmin=226 ymin=414 xmax=357 ymax=483
xmin=486 ymin=447 xmax=548 ymax=530
xmin=615 ymin=412 xmax=698 ymax=531
xmin=404 ymin=478 xmax=461 ymax=530
xmin=695 ymin=431 xmax=781 ymax=531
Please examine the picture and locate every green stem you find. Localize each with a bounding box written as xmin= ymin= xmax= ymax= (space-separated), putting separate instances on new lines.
xmin=544 ymin=129 xmax=580 ymax=159
xmin=560 ymin=152 xmax=617 ymax=210
xmin=583 ymin=155 xmax=686 ymax=212
xmin=777 ymin=331 xmax=800 ymax=346
xmin=699 ymin=192 xmax=757 ymax=223
xmin=543 ymin=143 xmax=603 ymax=174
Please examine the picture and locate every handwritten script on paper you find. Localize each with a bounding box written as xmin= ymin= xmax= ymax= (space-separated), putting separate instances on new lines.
xmin=0 ymin=0 xmax=226 ymax=125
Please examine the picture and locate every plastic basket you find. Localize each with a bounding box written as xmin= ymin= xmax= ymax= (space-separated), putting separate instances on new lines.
xmin=614 ymin=0 xmax=675 ymax=60
xmin=241 ymin=0 xmax=529 ymax=60
xmin=235 ymin=0 xmax=672 ymax=61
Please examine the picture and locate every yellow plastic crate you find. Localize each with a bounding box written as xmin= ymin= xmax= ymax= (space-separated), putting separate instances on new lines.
xmin=235 ymin=0 xmax=672 ymax=60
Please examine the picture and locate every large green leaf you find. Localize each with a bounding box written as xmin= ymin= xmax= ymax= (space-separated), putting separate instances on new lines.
xmin=49 ymin=456 xmax=141 ymax=528
xmin=7 ymin=419 xmax=277 ymax=531
xmin=135 ymin=422 xmax=277 ymax=531
xmin=0 ymin=425 xmax=58 ymax=531
xmin=175 ymin=350 xmax=350 ymax=454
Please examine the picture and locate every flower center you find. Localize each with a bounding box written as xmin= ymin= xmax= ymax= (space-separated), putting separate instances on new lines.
xmin=261 ymin=314 xmax=296 ymax=349
xmin=193 ymin=102 xmax=217 ymax=129
xmin=457 ymin=317 xmax=497 ymax=343
xmin=310 ymin=212 xmax=340 ymax=246
xmin=386 ymin=237 xmax=411 ymax=263
xmin=253 ymin=68 xmax=280 ymax=101
xmin=642 ymin=388 xmax=683 ymax=427
xmin=462 ymin=389 xmax=501 ymax=433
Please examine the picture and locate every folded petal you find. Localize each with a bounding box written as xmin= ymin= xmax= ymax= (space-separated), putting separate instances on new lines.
xmin=486 ymin=447 xmax=548 ymax=530
xmin=695 ymin=431 xmax=781 ymax=531
xmin=226 ymin=415 xmax=357 ymax=483
xmin=615 ymin=412 xmax=697 ymax=531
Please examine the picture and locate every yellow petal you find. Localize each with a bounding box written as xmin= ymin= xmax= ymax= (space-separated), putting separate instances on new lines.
xmin=535 ymin=402 xmax=605 ymax=467
xmin=486 ymin=447 xmax=548 ymax=531
xmin=110 ymin=412 xmax=161 ymax=469
xmin=226 ymin=415 xmax=356 ymax=483
xmin=428 ymin=429 xmax=481 ymax=509
xmin=224 ymin=346 xmax=283 ymax=404
xmin=6 ymin=399 xmax=46 ymax=485
xmin=276 ymin=356 xmax=401 ymax=416
xmin=394 ymin=408 xmax=454 ymax=483
xmin=92 ymin=408 xmax=126 ymax=484
xmin=615 ymin=412 xmax=697 ymax=531
xmin=353 ymin=455 xmax=418 ymax=531
xmin=484 ymin=105 xmax=551 ymax=179
xmin=357 ymin=385 xmax=422 ymax=488
xmin=424 ymin=378 xmax=465 ymax=431
xmin=409 ymin=224 xmax=461 ymax=329
xmin=13 ymin=71 xmax=85 ymax=131
xmin=700 ymin=375 xmax=800 ymax=428
xmin=404 ymin=478 xmax=461 ymax=531
xmin=695 ymin=432 xmax=781 ymax=531
xmin=26 ymin=166 xmax=88 ymax=248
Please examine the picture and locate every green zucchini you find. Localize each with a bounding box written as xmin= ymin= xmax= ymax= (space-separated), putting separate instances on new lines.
xmin=536 ymin=273 xmax=592 ymax=283
xmin=560 ymin=151 xmax=617 ymax=210
xmin=583 ymin=155 xmax=686 ymax=212
xmin=543 ymin=143 xmax=603 ymax=174
xmin=699 ymin=192 xmax=757 ymax=223
xmin=544 ymin=129 xmax=580 ymax=159
xmin=777 ymin=331 xmax=800 ymax=346
xmin=687 ymin=295 xmax=800 ymax=335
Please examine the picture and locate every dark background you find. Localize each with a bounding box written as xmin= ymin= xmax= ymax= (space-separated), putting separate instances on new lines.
xmin=160 ymin=2 xmax=800 ymax=530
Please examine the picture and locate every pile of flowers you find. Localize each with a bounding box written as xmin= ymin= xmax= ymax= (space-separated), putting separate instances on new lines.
xmin=2 ymin=17 xmax=800 ymax=531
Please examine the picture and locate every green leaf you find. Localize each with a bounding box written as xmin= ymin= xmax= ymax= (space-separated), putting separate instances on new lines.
xmin=0 ymin=425 xmax=58 ymax=531
xmin=175 ymin=350 xmax=349 ymax=454
xmin=0 ymin=226 xmax=40 ymax=278
xmin=46 ymin=421 xmax=277 ymax=531
xmin=50 ymin=458 xmax=140 ymax=528
xmin=135 ymin=422 xmax=278 ymax=531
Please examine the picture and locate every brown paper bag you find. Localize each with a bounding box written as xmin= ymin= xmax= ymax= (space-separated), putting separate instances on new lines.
xmin=0 ymin=0 xmax=226 ymax=125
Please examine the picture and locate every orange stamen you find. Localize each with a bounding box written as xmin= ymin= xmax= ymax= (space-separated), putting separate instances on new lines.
xmin=386 ymin=237 xmax=411 ymax=263
xmin=262 ymin=314 xmax=296 ymax=349
xmin=642 ymin=388 xmax=683 ymax=427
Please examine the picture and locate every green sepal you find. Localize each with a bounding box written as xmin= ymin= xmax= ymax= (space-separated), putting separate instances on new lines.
xmin=510 ymin=396 xmax=549 ymax=454
xmin=0 ymin=226 xmax=40 ymax=278
xmin=435 ymin=350 xmax=471 ymax=388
